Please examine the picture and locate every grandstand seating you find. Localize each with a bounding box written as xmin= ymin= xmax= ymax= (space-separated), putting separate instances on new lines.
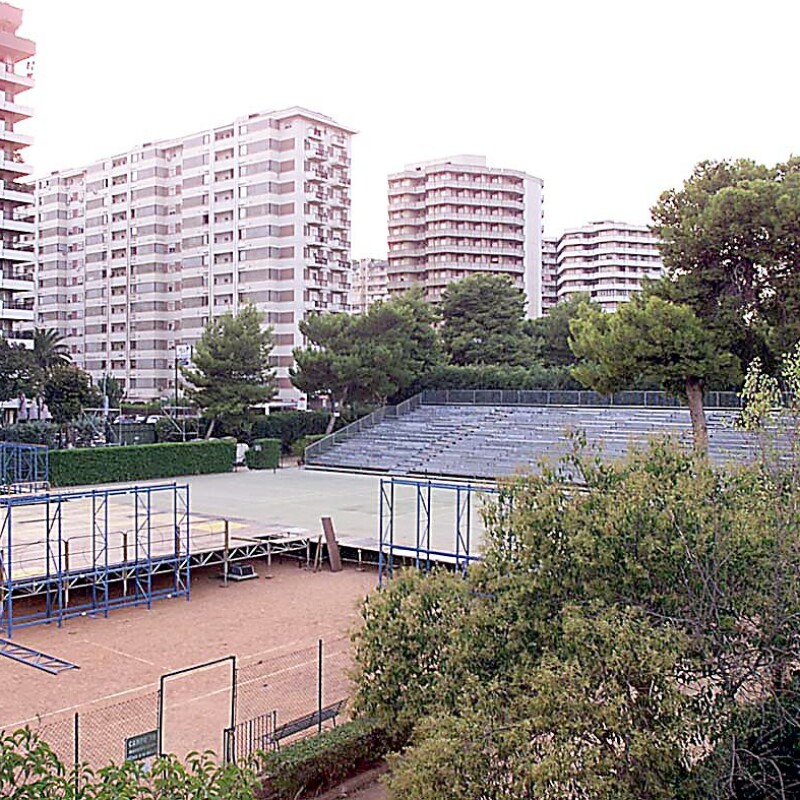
xmin=305 ymin=403 xmax=762 ymax=480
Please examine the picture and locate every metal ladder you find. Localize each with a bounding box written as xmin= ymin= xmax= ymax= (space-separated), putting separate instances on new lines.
xmin=0 ymin=638 xmax=80 ymax=675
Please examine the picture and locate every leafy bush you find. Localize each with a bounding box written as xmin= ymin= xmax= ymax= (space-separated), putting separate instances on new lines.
xmin=245 ymin=438 xmax=281 ymax=470
xmin=291 ymin=434 xmax=326 ymax=461
xmin=0 ymin=727 xmax=260 ymax=799
xmin=0 ymin=421 xmax=60 ymax=448
xmin=250 ymin=411 xmax=331 ymax=452
xmin=258 ymin=719 xmax=394 ymax=799
xmin=49 ymin=440 xmax=235 ymax=487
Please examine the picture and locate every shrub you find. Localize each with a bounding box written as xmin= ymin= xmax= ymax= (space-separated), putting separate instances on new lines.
xmin=258 ymin=719 xmax=395 ymax=800
xmin=49 ymin=440 xmax=235 ymax=487
xmin=245 ymin=438 xmax=281 ymax=471
xmin=250 ymin=411 xmax=331 ymax=452
xmin=0 ymin=421 xmax=60 ymax=448
xmin=291 ymin=434 xmax=326 ymax=461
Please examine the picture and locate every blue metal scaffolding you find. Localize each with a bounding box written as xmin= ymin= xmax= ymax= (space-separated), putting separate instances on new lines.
xmin=0 ymin=482 xmax=191 ymax=637
xmin=0 ymin=442 xmax=49 ymax=493
xmin=378 ymin=477 xmax=500 ymax=585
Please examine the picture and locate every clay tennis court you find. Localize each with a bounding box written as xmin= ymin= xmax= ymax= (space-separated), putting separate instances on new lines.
xmin=1 ymin=558 xmax=374 ymax=765
xmin=0 ymin=467 xmax=490 ymax=767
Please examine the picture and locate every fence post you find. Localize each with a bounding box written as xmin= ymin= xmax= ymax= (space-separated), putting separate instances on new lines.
xmin=73 ymin=711 xmax=80 ymax=793
xmin=317 ymin=639 xmax=323 ymax=735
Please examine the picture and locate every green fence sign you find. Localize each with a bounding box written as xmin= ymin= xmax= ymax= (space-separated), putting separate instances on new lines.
xmin=125 ymin=729 xmax=158 ymax=761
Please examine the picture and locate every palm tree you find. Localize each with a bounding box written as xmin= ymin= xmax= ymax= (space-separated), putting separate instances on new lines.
xmin=32 ymin=327 xmax=71 ymax=374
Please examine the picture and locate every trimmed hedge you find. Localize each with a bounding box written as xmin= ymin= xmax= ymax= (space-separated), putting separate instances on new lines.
xmin=49 ymin=440 xmax=236 ymax=487
xmin=245 ymin=438 xmax=281 ymax=471
xmin=258 ymin=720 xmax=394 ymax=800
xmin=250 ymin=411 xmax=332 ymax=452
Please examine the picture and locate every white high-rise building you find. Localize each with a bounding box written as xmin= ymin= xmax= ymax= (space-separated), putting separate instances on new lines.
xmin=554 ymin=221 xmax=663 ymax=312
xmin=35 ymin=107 xmax=354 ymax=404
xmin=0 ymin=2 xmax=34 ymax=346
xmin=387 ymin=156 xmax=544 ymax=318
xmin=350 ymin=257 xmax=388 ymax=314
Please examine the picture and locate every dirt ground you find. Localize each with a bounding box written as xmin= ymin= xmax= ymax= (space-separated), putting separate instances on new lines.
xmin=1 ymin=559 xmax=376 ymax=765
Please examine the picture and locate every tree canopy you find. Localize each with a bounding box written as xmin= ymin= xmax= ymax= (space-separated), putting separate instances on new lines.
xmin=354 ymin=431 xmax=800 ymax=799
xmin=439 ymin=273 xmax=530 ymax=366
xmin=292 ymin=290 xmax=443 ymax=430
xmin=32 ymin=327 xmax=71 ymax=374
xmin=569 ymin=293 xmax=740 ymax=449
xmin=182 ymin=305 xmax=276 ymax=437
xmin=44 ymin=365 xmax=101 ymax=423
xmin=525 ymin=293 xmax=591 ymax=368
xmin=651 ymin=156 xmax=800 ymax=366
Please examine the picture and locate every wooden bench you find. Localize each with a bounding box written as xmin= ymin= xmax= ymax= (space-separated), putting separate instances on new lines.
xmin=267 ymin=699 xmax=346 ymax=750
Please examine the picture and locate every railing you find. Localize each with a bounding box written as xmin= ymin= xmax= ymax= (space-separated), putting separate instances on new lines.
xmin=420 ymin=389 xmax=742 ymax=409
xmin=304 ymin=393 xmax=424 ymax=462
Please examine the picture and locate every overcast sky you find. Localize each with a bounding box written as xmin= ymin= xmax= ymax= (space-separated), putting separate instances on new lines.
xmin=18 ymin=0 xmax=800 ymax=257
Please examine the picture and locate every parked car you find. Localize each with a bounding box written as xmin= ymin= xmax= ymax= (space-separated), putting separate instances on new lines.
xmin=145 ymin=415 xmax=164 ymax=425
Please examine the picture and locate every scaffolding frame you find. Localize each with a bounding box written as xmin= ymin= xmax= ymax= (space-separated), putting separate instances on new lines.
xmin=378 ymin=477 xmax=500 ymax=585
xmin=0 ymin=483 xmax=190 ymax=637
xmin=0 ymin=442 xmax=49 ymax=493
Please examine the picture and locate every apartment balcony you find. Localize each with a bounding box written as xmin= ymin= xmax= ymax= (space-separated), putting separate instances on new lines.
xmin=0 ymin=63 xmax=34 ymax=94
xmin=0 ymin=179 xmax=33 ymax=206
xmin=0 ymin=215 xmax=33 ymax=235
xmin=0 ymin=299 xmax=33 ymax=322
xmin=388 ymin=231 xmax=426 ymax=243
xmin=425 ymin=243 xmax=524 ymax=257
xmin=426 ymin=211 xmax=523 ymax=225
xmin=0 ymin=242 xmax=33 ymax=262
xmin=425 ymin=194 xmax=524 ymax=211
xmin=0 ymin=95 xmax=33 ymax=123
xmin=305 ymin=144 xmax=325 ymax=161
xmin=0 ymin=127 xmax=32 ymax=150
xmin=0 ymin=268 xmax=33 ymax=292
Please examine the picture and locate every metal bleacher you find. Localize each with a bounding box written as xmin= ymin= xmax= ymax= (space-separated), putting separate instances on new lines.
xmin=305 ymin=401 xmax=760 ymax=480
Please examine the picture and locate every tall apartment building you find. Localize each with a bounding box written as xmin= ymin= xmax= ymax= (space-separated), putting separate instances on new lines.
xmin=541 ymin=237 xmax=559 ymax=315
xmin=0 ymin=3 xmax=34 ymax=346
xmin=350 ymin=257 xmax=388 ymax=314
xmin=554 ymin=220 xmax=663 ymax=312
xmin=35 ymin=107 xmax=353 ymax=404
xmin=387 ymin=155 xmax=544 ymax=318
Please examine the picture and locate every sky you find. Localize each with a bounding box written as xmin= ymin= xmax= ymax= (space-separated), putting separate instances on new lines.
xmin=17 ymin=0 xmax=800 ymax=258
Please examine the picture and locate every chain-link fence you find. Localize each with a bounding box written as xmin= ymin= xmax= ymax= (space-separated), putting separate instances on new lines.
xmin=3 ymin=636 xmax=353 ymax=771
xmin=228 ymin=635 xmax=352 ymax=764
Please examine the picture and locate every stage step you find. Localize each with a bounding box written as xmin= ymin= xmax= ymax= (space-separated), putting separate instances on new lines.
xmin=0 ymin=638 xmax=79 ymax=675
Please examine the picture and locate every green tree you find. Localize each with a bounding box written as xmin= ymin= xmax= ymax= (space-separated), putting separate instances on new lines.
xmin=292 ymin=290 xmax=443 ymax=432
xmin=97 ymin=374 xmax=124 ymax=408
xmin=0 ymin=338 xmax=38 ymax=400
xmin=354 ymin=434 xmax=800 ymax=799
xmin=182 ymin=306 xmax=276 ymax=438
xmin=44 ymin=365 xmax=101 ymax=423
xmin=32 ymin=328 xmax=71 ymax=375
xmin=525 ymin=293 xmax=591 ymax=368
xmin=651 ymin=157 xmax=800 ymax=366
xmin=439 ymin=273 xmax=530 ymax=366
xmin=569 ymin=293 xmax=739 ymax=450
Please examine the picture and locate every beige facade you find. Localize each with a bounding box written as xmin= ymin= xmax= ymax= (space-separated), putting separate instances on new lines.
xmin=0 ymin=2 xmax=34 ymax=345
xmin=554 ymin=220 xmax=663 ymax=312
xmin=350 ymin=257 xmax=388 ymax=314
xmin=35 ymin=107 xmax=353 ymax=404
xmin=541 ymin=236 xmax=559 ymax=315
xmin=387 ymin=155 xmax=544 ymax=318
